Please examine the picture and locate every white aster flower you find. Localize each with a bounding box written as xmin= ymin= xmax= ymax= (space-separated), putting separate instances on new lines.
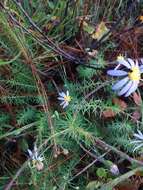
xmin=28 ymin=144 xmax=44 ymax=170
xmin=131 ymin=130 xmax=143 ymax=152
xmin=107 ymin=56 xmax=143 ymax=97
xmin=58 ymin=90 xmax=71 ymax=108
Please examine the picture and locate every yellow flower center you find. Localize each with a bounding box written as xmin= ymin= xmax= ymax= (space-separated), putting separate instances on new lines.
xmin=128 ymin=66 xmax=140 ymax=81
xmin=64 ymin=95 xmax=71 ymax=102
xmin=117 ymin=55 xmax=124 ymax=61
xmin=32 ymin=159 xmax=37 ymax=166
xmin=139 ymin=15 xmax=143 ymax=22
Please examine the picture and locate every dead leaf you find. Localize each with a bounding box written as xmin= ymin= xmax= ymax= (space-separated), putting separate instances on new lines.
xmin=91 ymin=21 xmax=109 ymax=41
xmin=102 ymin=98 xmax=127 ymax=119
xmin=112 ymin=98 xmax=127 ymax=111
xmin=133 ymin=92 xmax=142 ymax=106
xmin=135 ymin=170 xmax=143 ymax=176
xmin=102 ymin=108 xmax=116 ymax=118
xmin=115 ymin=180 xmax=138 ymax=190
xmin=132 ymin=111 xmax=141 ymax=123
xmin=115 ymin=185 xmax=137 ymax=190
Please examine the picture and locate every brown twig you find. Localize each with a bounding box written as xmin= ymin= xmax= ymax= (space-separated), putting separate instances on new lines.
xmin=11 ymin=0 xmax=82 ymax=64
xmin=70 ymin=151 xmax=108 ymax=181
xmin=29 ymin=60 xmax=58 ymax=157
xmin=94 ymin=138 xmax=143 ymax=166
xmin=80 ymin=143 xmax=111 ymax=169
xmin=4 ymin=162 xmax=27 ymax=190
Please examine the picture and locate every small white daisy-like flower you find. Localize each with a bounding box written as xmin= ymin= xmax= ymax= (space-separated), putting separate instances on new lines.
xmin=107 ymin=56 xmax=143 ymax=97
xmin=131 ymin=130 xmax=143 ymax=152
xmin=58 ymin=90 xmax=71 ymax=108
xmin=28 ymin=144 xmax=44 ymax=170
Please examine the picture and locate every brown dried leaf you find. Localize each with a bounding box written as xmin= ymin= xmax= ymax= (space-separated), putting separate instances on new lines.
xmin=102 ymin=98 xmax=127 ymax=119
xmin=133 ymin=92 xmax=142 ymax=106
xmin=102 ymin=108 xmax=116 ymax=118
xmin=135 ymin=170 xmax=143 ymax=176
xmin=92 ymin=21 xmax=109 ymax=41
xmin=115 ymin=180 xmax=138 ymax=190
xmin=132 ymin=111 xmax=141 ymax=123
xmin=112 ymin=98 xmax=127 ymax=111
xmin=115 ymin=185 xmax=137 ymax=190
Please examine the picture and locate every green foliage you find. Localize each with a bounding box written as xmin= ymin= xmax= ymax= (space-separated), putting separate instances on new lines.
xmin=0 ymin=0 xmax=142 ymax=190
xmin=86 ymin=181 xmax=103 ymax=190
xmin=105 ymin=121 xmax=135 ymax=153
xmin=55 ymin=112 xmax=96 ymax=146
xmin=96 ymin=168 xmax=107 ymax=178
xmin=17 ymin=108 xmax=38 ymax=125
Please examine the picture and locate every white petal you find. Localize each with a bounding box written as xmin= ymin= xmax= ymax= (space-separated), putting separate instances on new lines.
xmin=140 ymin=58 xmax=143 ymax=65
xmin=112 ymin=77 xmax=129 ymax=90
xmin=34 ymin=145 xmax=37 ymax=152
xmin=118 ymin=80 xmax=133 ymax=96
xmin=133 ymin=143 xmax=143 ymax=152
xmin=127 ymin=58 xmax=135 ymax=68
xmin=66 ymin=90 xmax=69 ymax=96
xmin=135 ymin=60 xmax=139 ymax=67
xmin=107 ymin=70 xmax=128 ymax=76
xmin=34 ymin=145 xmax=38 ymax=158
xmin=139 ymin=65 xmax=143 ymax=73
xmin=131 ymin=140 xmax=143 ymax=144
xmin=58 ymin=97 xmax=65 ymax=100
xmin=134 ymin=134 xmax=143 ymax=140
xmin=137 ymin=130 xmax=143 ymax=138
xmin=38 ymin=156 xmax=44 ymax=162
xmin=117 ymin=59 xmax=131 ymax=69
xmin=134 ymin=131 xmax=143 ymax=140
xmin=28 ymin=149 xmax=33 ymax=157
xmin=58 ymin=92 xmax=66 ymax=97
xmin=124 ymin=81 xmax=138 ymax=97
xmin=62 ymin=102 xmax=69 ymax=108
xmin=60 ymin=101 xmax=65 ymax=106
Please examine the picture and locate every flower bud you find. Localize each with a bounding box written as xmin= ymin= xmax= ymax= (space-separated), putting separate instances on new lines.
xmin=110 ymin=164 xmax=119 ymax=175
xmin=36 ymin=161 xmax=44 ymax=171
xmin=63 ymin=148 xmax=69 ymax=155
